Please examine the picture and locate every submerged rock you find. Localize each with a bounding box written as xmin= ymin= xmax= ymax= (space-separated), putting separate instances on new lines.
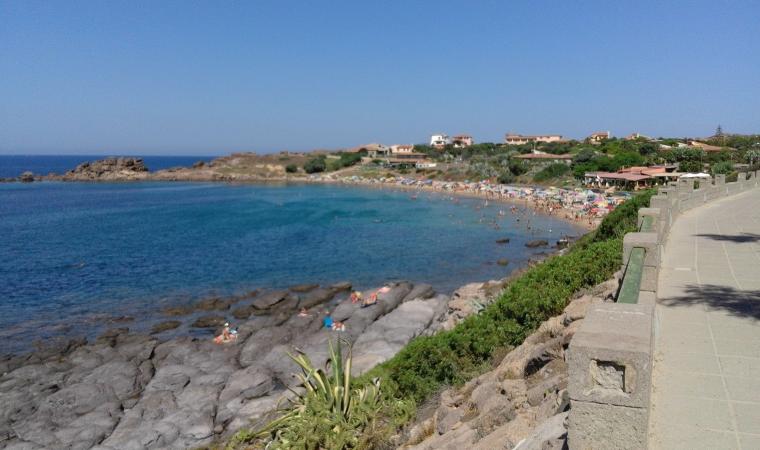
xmin=525 ymin=239 xmax=549 ymax=248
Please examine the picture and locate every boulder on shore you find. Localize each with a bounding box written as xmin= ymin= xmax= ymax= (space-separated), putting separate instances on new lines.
xmin=525 ymin=239 xmax=549 ymax=248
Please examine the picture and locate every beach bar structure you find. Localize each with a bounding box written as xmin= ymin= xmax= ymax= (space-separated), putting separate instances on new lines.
xmin=584 ymin=166 xmax=681 ymax=190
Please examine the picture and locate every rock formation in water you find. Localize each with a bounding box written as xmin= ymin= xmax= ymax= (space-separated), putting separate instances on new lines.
xmin=61 ymin=157 xmax=150 ymax=181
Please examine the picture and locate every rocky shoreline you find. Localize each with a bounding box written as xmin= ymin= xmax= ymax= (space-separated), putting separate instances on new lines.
xmin=0 ymin=271 xmax=536 ymax=450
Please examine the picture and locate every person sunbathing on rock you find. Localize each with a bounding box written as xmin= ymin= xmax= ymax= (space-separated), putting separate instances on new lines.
xmin=362 ymin=292 xmax=378 ymax=308
xmin=213 ymin=322 xmax=237 ymax=344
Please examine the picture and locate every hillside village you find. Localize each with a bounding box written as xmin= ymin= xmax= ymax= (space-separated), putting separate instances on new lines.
xmin=280 ymin=128 xmax=759 ymax=191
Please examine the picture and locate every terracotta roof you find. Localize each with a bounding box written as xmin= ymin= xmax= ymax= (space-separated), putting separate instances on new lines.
xmin=585 ymin=171 xmax=650 ymax=182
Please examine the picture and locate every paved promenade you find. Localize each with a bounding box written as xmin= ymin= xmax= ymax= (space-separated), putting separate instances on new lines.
xmin=650 ymin=188 xmax=760 ymax=449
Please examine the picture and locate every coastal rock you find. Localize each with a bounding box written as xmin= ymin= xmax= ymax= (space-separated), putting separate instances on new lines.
xmin=231 ymin=305 xmax=254 ymax=320
xmin=402 ymin=283 xmax=435 ymax=303
xmin=19 ymin=171 xmax=35 ymax=183
xmin=399 ymin=281 xmax=609 ymax=450
xmin=239 ymin=327 xmax=292 ymax=367
xmin=495 ymin=238 xmax=510 ymax=244
xmin=191 ymin=315 xmax=226 ymax=328
xmin=195 ymin=297 xmax=231 ymax=311
xmin=289 ymin=283 xmax=319 ymax=293
xmin=297 ymin=288 xmax=334 ymax=309
xmin=351 ymin=296 xmax=448 ymax=374
xmin=329 ymin=281 xmax=352 ymax=293
xmin=151 ymin=320 xmax=181 ymax=334
xmin=525 ymin=239 xmax=549 ymax=248
xmin=497 ymin=258 xmax=509 ymax=266
xmin=251 ymin=291 xmax=288 ymax=310
xmin=162 ymin=305 xmax=194 ymax=316
xmin=63 ymin=157 xmax=149 ymax=181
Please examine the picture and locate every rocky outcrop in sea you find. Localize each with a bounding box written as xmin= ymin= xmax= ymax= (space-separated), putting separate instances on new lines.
xmin=0 ymin=277 xmax=506 ymax=450
xmin=55 ymin=157 xmax=150 ymax=181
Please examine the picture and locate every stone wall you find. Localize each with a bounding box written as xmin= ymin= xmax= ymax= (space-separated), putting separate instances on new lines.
xmin=566 ymin=170 xmax=760 ymax=449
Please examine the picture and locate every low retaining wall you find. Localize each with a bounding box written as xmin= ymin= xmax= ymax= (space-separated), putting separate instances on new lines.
xmin=567 ymin=170 xmax=760 ymax=449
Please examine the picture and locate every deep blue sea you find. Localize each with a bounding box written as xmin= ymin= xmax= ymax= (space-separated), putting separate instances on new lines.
xmin=0 ymin=154 xmax=213 ymax=178
xmin=0 ymin=179 xmax=583 ymax=354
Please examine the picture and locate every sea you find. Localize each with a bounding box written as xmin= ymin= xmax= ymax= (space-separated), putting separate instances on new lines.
xmin=0 ymin=154 xmax=213 ymax=178
xmin=0 ymin=156 xmax=584 ymax=354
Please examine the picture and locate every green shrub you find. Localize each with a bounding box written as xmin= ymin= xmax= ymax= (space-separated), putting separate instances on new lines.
xmin=285 ymin=164 xmax=298 ymax=173
xmin=497 ymin=171 xmax=515 ymax=184
xmin=304 ymin=157 xmax=326 ymax=174
xmin=711 ymin=161 xmax=734 ymax=176
xmin=533 ymin=163 xmax=570 ymax=182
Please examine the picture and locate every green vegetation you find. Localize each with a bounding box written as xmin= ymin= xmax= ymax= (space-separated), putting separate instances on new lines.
xmin=231 ymin=339 xmax=412 ymax=450
xmin=533 ymin=163 xmax=570 ymax=182
xmin=711 ymin=161 xmax=734 ymax=176
xmin=285 ymin=164 xmax=298 ymax=173
xmin=303 ymin=157 xmax=327 ymax=174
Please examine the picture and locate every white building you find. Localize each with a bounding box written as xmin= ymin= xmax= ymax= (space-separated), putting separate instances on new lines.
xmin=391 ymin=144 xmax=415 ymax=154
xmin=430 ymin=134 xmax=451 ymax=149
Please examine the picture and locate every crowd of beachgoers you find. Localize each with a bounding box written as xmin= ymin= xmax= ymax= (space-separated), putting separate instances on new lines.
xmin=309 ymin=174 xmax=630 ymax=229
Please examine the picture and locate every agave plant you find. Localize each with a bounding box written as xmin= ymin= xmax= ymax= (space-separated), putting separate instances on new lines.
xmin=251 ymin=338 xmax=384 ymax=449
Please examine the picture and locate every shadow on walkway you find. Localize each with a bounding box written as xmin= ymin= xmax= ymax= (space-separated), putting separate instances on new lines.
xmin=695 ymin=233 xmax=760 ymax=243
xmin=659 ymin=284 xmax=760 ymax=321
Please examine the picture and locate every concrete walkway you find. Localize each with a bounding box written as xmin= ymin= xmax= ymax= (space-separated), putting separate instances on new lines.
xmin=650 ymin=188 xmax=760 ymax=449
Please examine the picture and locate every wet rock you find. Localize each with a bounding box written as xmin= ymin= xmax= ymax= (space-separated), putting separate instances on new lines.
xmin=108 ymin=315 xmax=134 ymax=323
xmin=19 ymin=171 xmax=35 ymax=183
xmin=297 ymin=288 xmax=334 ymax=309
xmin=329 ymin=281 xmax=352 ymax=293
xmin=195 ymin=297 xmax=231 ymax=311
xmin=525 ymin=239 xmax=549 ymax=248
xmin=191 ymin=315 xmax=226 ymax=328
xmin=162 ymin=305 xmax=194 ymax=316
xmin=231 ymin=305 xmax=254 ymax=320
xmin=497 ymin=258 xmax=509 ymax=266
xmin=252 ymin=291 xmax=288 ymax=310
xmin=495 ymin=238 xmax=510 ymax=244
xmin=151 ymin=320 xmax=181 ymax=334
xmin=289 ymin=283 xmax=318 ymax=293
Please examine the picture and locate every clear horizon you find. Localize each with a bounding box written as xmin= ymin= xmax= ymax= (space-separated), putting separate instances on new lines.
xmin=1 ymin=0 xmax=759 ymax=155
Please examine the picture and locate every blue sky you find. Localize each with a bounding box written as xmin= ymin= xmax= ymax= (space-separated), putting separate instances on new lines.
xmin=1 ymin=0 xmax=758 ymax=155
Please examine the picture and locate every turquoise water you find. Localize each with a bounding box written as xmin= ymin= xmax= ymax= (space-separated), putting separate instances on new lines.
xmin=0 ymin=182 xmax=583 ymax=354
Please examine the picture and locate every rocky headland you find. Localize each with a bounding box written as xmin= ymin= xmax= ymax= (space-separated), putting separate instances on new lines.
xmin=0 ymin=276 xmax=521 ymax=450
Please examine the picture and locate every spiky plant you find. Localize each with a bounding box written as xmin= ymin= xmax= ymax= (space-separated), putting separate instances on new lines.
xmin=249 ymin=338 xmax=385 ymax=449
